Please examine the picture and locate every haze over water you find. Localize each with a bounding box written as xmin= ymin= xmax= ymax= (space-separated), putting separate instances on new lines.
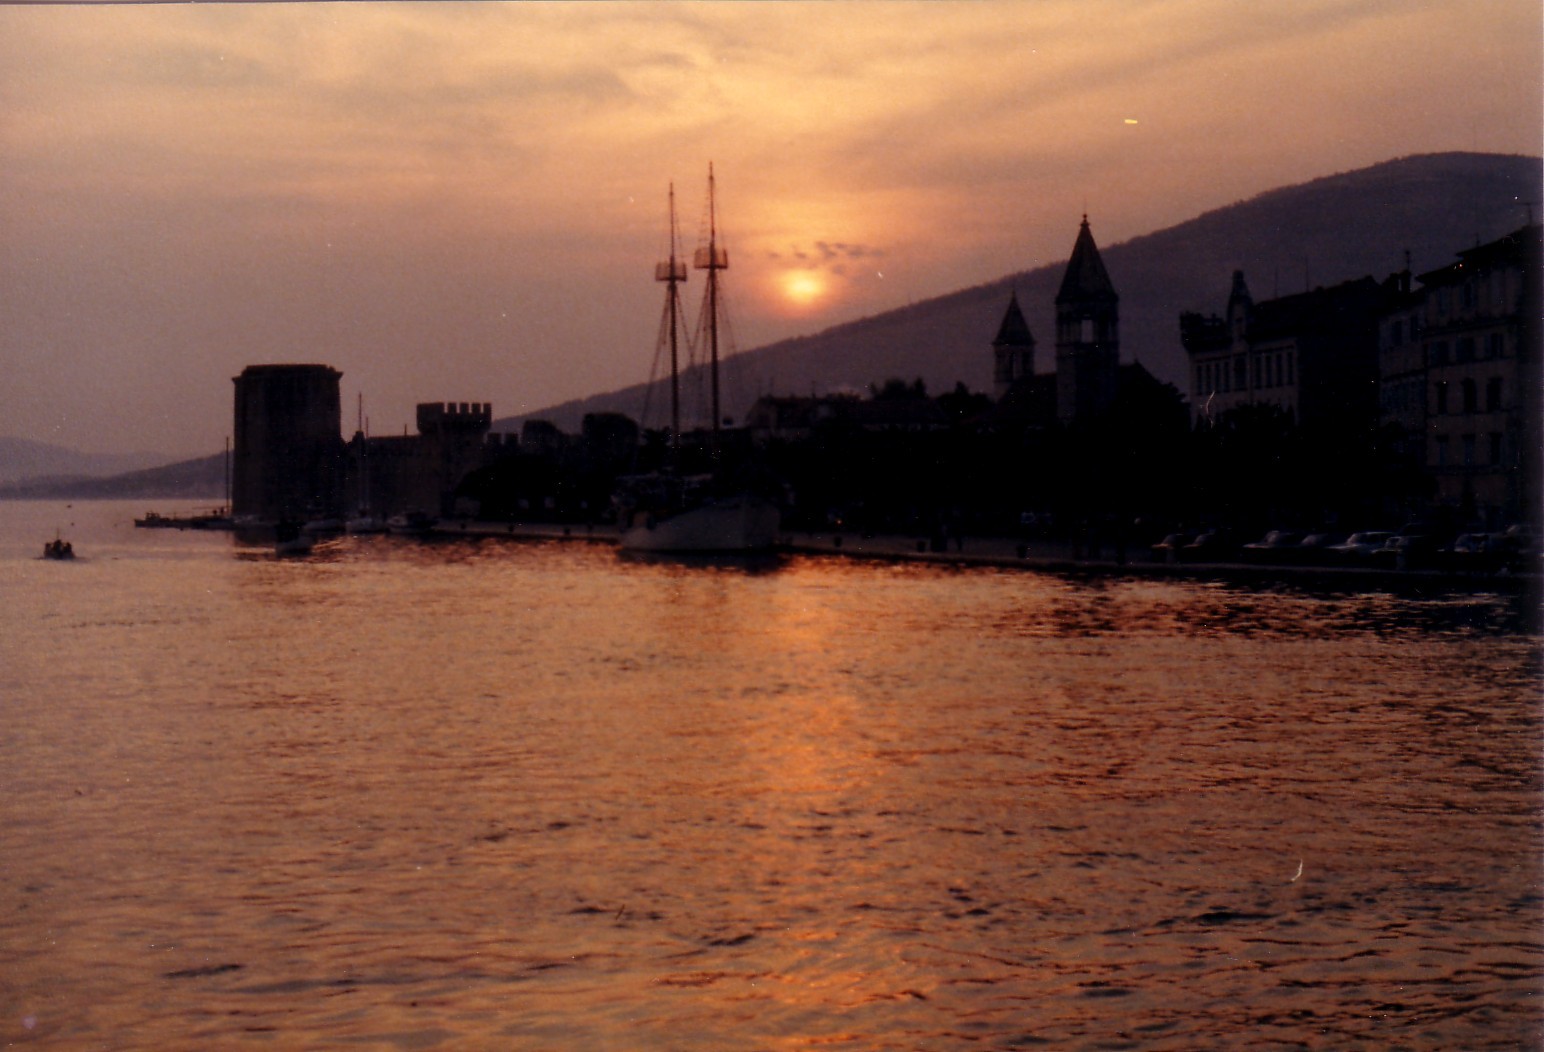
xmin=3 ymin=502 xmax=1539 ymax=1049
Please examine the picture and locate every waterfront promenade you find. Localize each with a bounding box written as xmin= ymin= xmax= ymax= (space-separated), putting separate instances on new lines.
xmin=427 ymin=519 xmax=1538 ymax=589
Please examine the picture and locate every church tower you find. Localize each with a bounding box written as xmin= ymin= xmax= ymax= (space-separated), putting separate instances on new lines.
xmin=991 ymin=290 xmax=1036 ymax=400
xmin=1054 ymin=216 xmax=1119 ymax=423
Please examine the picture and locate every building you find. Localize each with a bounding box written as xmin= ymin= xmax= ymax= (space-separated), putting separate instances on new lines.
xmin=234 ymin=362 xmax=505 ymax=523
xmin=745 ymin=390 xmax=948 ymax=444
xmin=1399 ymin=224 xmax=1541 ymax=524
xmin=991 ymin=216 xmax=1180 ymax=431
xmin=1054 ymin=217 xmax=1120 ymax=424
xmin=232 ymin=364 xmax=344 ymax=522
xmin=991 ymin=291 xmax=1036 ymax=401
xmin=1181 ymin=271 xmax=1397 ymax=432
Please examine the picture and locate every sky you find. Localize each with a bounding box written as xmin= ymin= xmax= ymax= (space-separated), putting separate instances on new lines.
xmin=1 ymin=1 xmax=1540 ymax=459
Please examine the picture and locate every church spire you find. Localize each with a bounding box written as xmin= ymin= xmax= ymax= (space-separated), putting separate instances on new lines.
xmin=992 ymin=289 xmax=1036 ymax=400
xmin=993 ymin=289 xmax=1034 ymax=347
xmin=1056 ymin=215 xmax=1118 ymax=305
xmin=1054 ymin=215 xmax=1120 ymax=423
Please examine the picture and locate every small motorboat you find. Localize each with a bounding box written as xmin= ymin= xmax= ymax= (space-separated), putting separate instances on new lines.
xmin=43 ymin=537 xmax=75 ymax=560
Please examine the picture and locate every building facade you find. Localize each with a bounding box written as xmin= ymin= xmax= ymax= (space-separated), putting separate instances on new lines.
xmin=1401 ymin=225 xmax=1541 ymax=524
xmin=1181 ymin=272 xmax=1395 ymax=432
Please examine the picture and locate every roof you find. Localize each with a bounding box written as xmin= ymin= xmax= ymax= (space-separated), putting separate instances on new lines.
xmin=993 ymin=291 xmax=1035 ymax=346
xmin=1055 ymin=217 xmax=1118 ymax=305
xmin=1246 ymin=275 xmax=1388 ymax=342
xmin=1418 ymin=223 xmax=1542 ymax=286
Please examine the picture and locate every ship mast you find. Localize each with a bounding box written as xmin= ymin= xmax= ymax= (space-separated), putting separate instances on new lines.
xmin=656 ymin=183 xmax=688 ymax=456
xmin=694 ymin=162 xmax=729 ymax=455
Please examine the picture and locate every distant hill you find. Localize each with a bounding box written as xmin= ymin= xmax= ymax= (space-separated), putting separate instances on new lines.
xmin=506 ymin=152 xmax=1541 ymax=432
xmin=0 ymin=436 xmax=170 ymax=487
xmin=0 ymin=452 xmax=224 ymax=501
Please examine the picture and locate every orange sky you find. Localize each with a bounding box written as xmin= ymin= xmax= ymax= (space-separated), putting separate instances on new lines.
xmin=1 ymin=1 xmax=1540 ymax=457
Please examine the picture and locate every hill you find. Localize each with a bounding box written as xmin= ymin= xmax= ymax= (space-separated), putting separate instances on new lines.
xmin=0 ymin=452 xmax=225 ymax=501
xmin=506 ymin=152 xmax=1541 ymax=432
xmin=0 ymin=436 xmax=170 ymax=487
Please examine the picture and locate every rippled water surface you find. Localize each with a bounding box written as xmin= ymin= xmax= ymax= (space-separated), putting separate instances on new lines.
xmin=3 ymin=501 xmax=1540 ymax=1049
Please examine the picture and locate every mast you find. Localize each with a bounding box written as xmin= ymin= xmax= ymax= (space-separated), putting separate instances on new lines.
xmin=223 ymin=436 xmax=231 ymax=513
xmin=694 ymin=162 xmax=729 ymax=454
xmin=656 ymin=183 xmax=687 ymax=456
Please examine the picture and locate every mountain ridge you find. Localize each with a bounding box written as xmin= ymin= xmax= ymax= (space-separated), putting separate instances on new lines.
xmin=505 ymin=151 xmax=1540 ymax=433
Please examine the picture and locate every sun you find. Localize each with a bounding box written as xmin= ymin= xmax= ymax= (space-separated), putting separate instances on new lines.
xmin=780 ymin=271 xmax=825 ymax=308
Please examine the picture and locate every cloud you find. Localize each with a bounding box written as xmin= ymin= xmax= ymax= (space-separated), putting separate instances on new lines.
xmin=0 ymin=0 xmax=1538 ymax=455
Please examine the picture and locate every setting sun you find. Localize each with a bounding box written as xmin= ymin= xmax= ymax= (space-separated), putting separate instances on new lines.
xmin=781 ymin=271 xmax=826 ymax=307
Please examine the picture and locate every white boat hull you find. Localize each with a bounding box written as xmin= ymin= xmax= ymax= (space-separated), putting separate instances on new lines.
xmin=620 ymin=496 xmax=780 ymax=553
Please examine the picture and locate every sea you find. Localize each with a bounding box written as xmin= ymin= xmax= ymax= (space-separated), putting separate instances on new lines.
xmin=2 ymin=499 xmax=1540 ymax=1050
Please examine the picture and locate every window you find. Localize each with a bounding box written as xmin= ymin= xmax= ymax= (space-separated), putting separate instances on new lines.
xmin=1435 ymin=435 xmax=1449 ymax=467
xmin=1462 ymin=379 xmax=1477 ymax=414
xmin=1435 ymin=380 xmax=1449 ymax=414
xmin=1285 ymin=352 xmax=1294 ymax=385
xmin=1235 ymin=356 xmax=1247 ymax=391
xmin=1462 ymin=434 xmax=1476 ymax=467
xmin=1461 ymin=282 xmax=1475 ymax=309
xmin=1430 ymin=341 xmax=1449 ymax=366
xmin=1438 ymin=287 xmax=1451 ymax=314
xmin=1080 ymin=318 xmax=1095 ymax=342
xmin=1457 ymin=337 xmax=1475 ymax=363
xmin=1488 ymin=332 xmax=1505 ymax=358
xmin=1388 ymin=320 xmax=1404 ymax=347
xmin=1487 ymin=377 xmax=1503 ymax=412
xmin=1489 ymin=432 xmax=1504 ymax=465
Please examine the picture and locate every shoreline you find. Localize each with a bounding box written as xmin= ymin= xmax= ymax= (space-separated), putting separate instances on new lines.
xmin=427 ymin=519 xmax=1541 ymax=593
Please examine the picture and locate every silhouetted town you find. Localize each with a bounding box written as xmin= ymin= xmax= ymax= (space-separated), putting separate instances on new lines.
xmin=229 ymin=217 xmax=1540 ymax=570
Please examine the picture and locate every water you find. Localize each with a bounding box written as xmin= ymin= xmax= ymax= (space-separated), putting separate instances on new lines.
xmin=2 ymin=500 xmax=1539 ymax=1050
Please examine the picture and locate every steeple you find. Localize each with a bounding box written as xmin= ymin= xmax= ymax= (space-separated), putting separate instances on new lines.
xmin=1056 ymin=215 xmax=1118 ymax=306
xmin=1054 ymin=215 xmax=1120 ymax=424
xmin=1226 ymin=270 xmax=1252 ymax=340
xmin=992 ymin=290 xmax=1036 ymax=400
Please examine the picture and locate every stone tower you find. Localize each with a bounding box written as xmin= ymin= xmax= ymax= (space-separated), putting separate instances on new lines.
xmin=991 ymin=290 xmax=1036 ymax=401
xmin=1054 ymin=216 xmax=1120 ymax=423
xmin=232 ymin=364 xmax=344 ymax=522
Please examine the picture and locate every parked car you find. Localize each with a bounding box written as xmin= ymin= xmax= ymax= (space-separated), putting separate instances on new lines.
xmin=1374 ymin=526 xmax=1449 ymax=570
xmin=1181 ymin=529 xmax=1233 ymax=562
xmin=1241 ymin=529 xmax=1303 ymax=562
xmin=1150 ymin=531 xmax=1194 ymax=562
xmin=1327 ymin=530 xmax=1394 ymax=562
xmin=1294 ymin=531 xmax=1348 ymax=565
xmin=1442 ymin=532 xmax=1506 ymax=573
xmin=1496 ymin=525 xmax=1540 ymax=573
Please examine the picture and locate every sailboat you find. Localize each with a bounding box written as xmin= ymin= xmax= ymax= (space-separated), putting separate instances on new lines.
xmin=616 ymin=168 xmax=781 ymax=553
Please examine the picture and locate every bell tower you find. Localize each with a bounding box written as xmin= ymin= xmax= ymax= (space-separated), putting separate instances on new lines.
xmin=991 ymin=290 xmax=1036 ymax=400
xmin=1054 ymin=216 xmax=1119 ymax=423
